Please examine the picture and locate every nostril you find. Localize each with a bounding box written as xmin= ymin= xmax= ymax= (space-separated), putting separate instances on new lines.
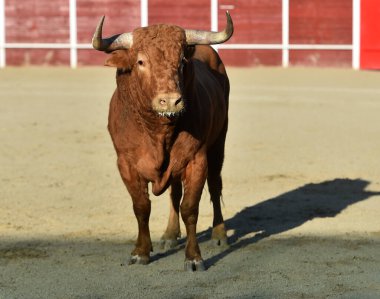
xmin=174 ymin=98 xmax=182 ymax=106
xmin=159 ymin=99 xmax=166 ymax=106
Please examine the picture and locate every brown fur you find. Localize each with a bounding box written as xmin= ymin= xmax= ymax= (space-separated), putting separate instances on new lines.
xmin=105 ymin=24 xmax=229 ymax=269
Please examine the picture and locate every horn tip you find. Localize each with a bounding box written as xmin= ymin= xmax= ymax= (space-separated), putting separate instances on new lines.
xmin=92 ymin=15 xmax=106 ymax=50
xmin=225 ymin=11 xmax=232 ymax=22
xmin=99 ymin=15 xmax=105 ymax=27
xmin=225 ymin=11 xmax=233 ymax=40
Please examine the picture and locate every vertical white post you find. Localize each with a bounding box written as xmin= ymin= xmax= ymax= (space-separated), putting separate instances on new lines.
xmin=352 ymin=0 xmax=361 ymax=69
xmin=282 ymin=0 xmax=289 ymax=67
xmin=141 ymin=0 xmax=148 ymax=27
xmin=0 ymin=0 xmax=6 ymax=68
xmin=211 ymin=0 xmax=218 ymax=51
xmin=69 ymin=0 xmax=77 ymax=68
xmin=211 ymin=0 xmax=218 ymax=31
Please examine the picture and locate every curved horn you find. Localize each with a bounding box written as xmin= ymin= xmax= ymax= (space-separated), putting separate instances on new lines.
xmin=92 ymin=16 xmax=133 ymax=52
xmin=185 ymin=11 xmax=234 ymax=45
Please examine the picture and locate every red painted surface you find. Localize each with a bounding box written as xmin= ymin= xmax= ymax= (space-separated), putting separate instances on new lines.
xmin=220 ymin=0 xmax=352 ymax=67
xmin=219 ymin=50 xmax=282 ymax=67
xmin=217 ymin=0 xmax=282 ymax=66
xmin=1 ymin=0 xmax=359 ymax=67
xmin=290 ymin=0 xmax=352 ymax=44
xmin=5 ymin=0 xmax=69 ymax=65
xmin=289 ymin=0 xmax=352 ymax=67
xmin=148 ymin=0 xmax=211 ymax=30
xmin=6 ymin=49 xmax=70 ymax=66
xmin=78 ymin=49 xmax=108 ymax=66
xmin=219 ymin=0 xmax=282 ymax=44
xmin=289 ymin=50 xmax=352 ymax=67
xmin=360 ymin=0 xmax=380 ymax=69
xmin=5 ymin=0 xmax=69 ymax=43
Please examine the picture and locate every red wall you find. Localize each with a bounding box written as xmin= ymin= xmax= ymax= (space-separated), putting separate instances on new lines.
xmin=218 ymin=0 xmax=282 ymax=66
xmin=4 ymin=0 xmax=140 ymax=66
xmin=360 ymin=0 xmax=380 ymax=69
xmin=5 ymin=0 xmax=70 ymax=65
xmin=3 ymin=0 xmax=355 ymax=67
xmin=220 ymin=0 xmax=352 ymax=67
xmin=289 ymin=0 xmax=352 ymax=67
xmin=149 ymin=0 xmax=211 ymax=30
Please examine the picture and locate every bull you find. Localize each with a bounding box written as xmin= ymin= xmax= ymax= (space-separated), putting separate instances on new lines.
xmin=92 ymin=12 xmax=233 ymax=271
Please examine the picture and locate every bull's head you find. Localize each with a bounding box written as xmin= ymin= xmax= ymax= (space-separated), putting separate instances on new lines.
xmin=92 ymin=13 xmax=233 ymax=117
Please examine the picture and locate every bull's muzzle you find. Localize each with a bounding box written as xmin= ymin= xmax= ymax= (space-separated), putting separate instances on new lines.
xmin=153 ymin=93 xmax=185 ymax=117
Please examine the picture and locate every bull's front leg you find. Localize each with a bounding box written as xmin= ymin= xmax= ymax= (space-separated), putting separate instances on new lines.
xmin=117 ymin=156 xmax=152 ymax=265
xmin=180 ymin=150 xmax=208 ymax=271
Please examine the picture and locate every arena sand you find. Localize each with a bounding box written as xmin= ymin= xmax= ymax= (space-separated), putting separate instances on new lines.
xmin=1 ymin=67 xmax=380 ymax=298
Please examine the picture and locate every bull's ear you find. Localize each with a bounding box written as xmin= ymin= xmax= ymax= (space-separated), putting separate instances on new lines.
xmin=104 ymin=50 xmax=136 ymax=73
xmin=104 ymin=51 xmax=125 ymax=68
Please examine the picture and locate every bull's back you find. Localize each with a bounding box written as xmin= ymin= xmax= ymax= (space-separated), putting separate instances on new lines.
xmin=193 ymin=45 xmax=230 ymax=110
xmin=193 ymin=45 xmax=228 ymax=77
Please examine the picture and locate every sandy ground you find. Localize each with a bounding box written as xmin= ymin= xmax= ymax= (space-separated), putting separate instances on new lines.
xmin=1 ymin=66 xmax=380 ymax=298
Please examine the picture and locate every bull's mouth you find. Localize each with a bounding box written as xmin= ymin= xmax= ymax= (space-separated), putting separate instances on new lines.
xmin=155 ymin=107 xmax=185 ymax=118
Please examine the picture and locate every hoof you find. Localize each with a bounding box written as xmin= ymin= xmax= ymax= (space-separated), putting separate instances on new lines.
xmin=159 ymin=238 xmax=178 ymax=250
xmin=184 ymin=259 xmax=206 ymax=272
xmin=211 ymin=238 xmax=228 ymax=248
xmin=128 ymin=255 xmax=149 ymax=265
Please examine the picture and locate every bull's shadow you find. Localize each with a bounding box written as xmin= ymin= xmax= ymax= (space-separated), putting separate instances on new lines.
xmin=195 ymin=178 xmax=380 ymax=268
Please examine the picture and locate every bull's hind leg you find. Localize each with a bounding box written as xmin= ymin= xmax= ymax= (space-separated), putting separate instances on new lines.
xmin=160 ymin=180 xmax=182 ymax=249
xmin=181 ymin=151 xmax=208 ymax=271
xmin=207 ymin=124 xmax=228 ymax=247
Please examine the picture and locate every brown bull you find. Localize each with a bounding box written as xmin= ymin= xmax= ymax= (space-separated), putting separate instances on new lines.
xmin=92 ymin=13 xmax=233 ymax=271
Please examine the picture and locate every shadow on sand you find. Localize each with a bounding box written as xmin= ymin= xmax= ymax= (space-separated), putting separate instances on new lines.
xmin=1 ymin=179 xmax=379 ymax=271
xmin=192 ymin=178 xmax=380 ymax=268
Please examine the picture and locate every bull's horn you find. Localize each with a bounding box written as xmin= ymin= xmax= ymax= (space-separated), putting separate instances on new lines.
xmin=92 ymin=16 xmax=133 ymax=52
xmin=185 ymin=11 xmax=234 ymax=45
